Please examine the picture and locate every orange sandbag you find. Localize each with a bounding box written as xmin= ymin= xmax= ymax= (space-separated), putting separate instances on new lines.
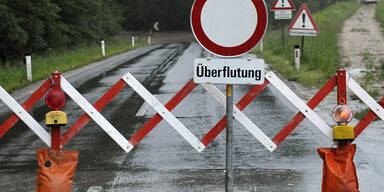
xmin=317 ymin=144 xmax=359 ymax=192
xmin=36 ymin=149 xmax=79 ymax=192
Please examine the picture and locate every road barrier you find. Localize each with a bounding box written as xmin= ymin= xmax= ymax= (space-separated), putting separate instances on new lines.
xmin=0 ymin=69 xmax=382 ymax=191
xmin=0 ymin=70 xmax=383 ymax=150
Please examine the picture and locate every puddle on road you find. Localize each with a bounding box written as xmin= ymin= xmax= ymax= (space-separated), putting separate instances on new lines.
xmin=111 ymin=168 xmax=302 ymax=192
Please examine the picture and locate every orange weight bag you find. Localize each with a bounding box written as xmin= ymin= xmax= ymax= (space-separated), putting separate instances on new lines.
xmin=36 ymin=149 xmax=79 ymax=192
xmin=317 ymin=144 xmax=359 ymax=192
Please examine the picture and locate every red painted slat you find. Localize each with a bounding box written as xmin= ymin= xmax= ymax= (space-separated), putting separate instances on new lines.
xmin=354 ymin=97 xmax=384 ymax=137
xmin=129 ymin=79 xmax=198 ymax=146
xmin=51 ymin=126 xmax=61 ymax=150
xmin=272 ymin=76 xmax=337 ymax=146
xmin=200 ymin=80 xmax=269 ymax=146
xmin=236 ymin=80 xmax=270 ymax=110
xmin=61 ymin=79 xmax=127 ymax=145
xmin=0 ymin=79 xmax=51 ymax=138
xmin=337 ymin=70 xmax=347 ymax=104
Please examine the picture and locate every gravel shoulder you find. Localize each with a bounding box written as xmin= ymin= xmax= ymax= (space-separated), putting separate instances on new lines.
xmin=339 ymin=5 xmax=384 ymax=95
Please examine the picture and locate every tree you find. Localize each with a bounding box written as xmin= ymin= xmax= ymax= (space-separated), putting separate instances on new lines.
xmin=0 ymin=3 xmax=28 ymax=64
xmin=0 ymin=0 xmax=123 ymax=64
xmin=117 ymin=0 xmax=194 ymax=31
xmin=7 ymin=0 xmax=61 ymax=52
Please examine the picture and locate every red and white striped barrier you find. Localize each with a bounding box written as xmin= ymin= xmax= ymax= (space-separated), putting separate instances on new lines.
xmin=121 ymin=73 xmax=206 ymax=152
xmin=60 ymin=77 xmax=134 ymax=152
xmin=0 ymin=86 xmax=51 ymax=146
xmin=0 ymin=70 xmax=383 ymax=153
xmin=201 ymin=83 xmax=277 ymax=151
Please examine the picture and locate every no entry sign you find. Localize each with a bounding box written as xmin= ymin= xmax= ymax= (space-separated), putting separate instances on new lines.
xmin=190 ymin=0 xmax=268 ymax=57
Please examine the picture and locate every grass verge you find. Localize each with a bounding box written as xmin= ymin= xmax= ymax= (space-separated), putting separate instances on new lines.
xmin=376 ymin=1 xmax=384 ymax=29
xmin=254 ymin=2 xmax=360 ymax=87
xmin=0 ymin=39 xmax=144 ymax=92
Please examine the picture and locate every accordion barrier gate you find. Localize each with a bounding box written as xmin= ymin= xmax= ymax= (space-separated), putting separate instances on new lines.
xmin=0 ymin=69 xmax=383 ymax=191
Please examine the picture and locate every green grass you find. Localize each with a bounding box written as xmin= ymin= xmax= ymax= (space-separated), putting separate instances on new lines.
xmin=0 ymin=39 xmax=144 ymax=92
xmin=376 ymin=1 xmax=384 ymax=29
xmin=355 ymin=108 xmax=381 ymax=121
xmin=254 ymin=2 xmax=361 ymax=87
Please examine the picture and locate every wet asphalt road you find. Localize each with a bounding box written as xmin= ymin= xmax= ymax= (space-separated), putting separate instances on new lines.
xmin=0 ymin=43 xmax=383 ymax=192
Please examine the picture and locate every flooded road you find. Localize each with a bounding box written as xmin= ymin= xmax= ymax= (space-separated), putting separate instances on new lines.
xmin=0 ymin=43 xmax=383 ymax=191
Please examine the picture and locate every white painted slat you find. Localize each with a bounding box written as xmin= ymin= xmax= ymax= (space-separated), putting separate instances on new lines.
xmin=347 ymin=75 xmax=384 ymax=121
xmin=201 ymin=83 xmax=277 ymax=152
xmin=122 ymin=73 xmax=206 ymax=152
xmin=265 ymin=71 xmax=333 ymax=139
xmin=0 ymin=86 xmax=51 ymax=146
xmin=60 ymin=77 xmax=133 ymax=153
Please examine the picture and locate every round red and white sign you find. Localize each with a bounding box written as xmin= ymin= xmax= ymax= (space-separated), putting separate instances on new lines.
xmin=191 ymin=0 xmax=268 ymax=57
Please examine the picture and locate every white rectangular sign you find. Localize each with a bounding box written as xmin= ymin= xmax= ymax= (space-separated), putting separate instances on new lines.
xmin=193 ymin=58 xmax=265 ymax=85
xmin=274 ymin=11 xmax=292 ymax=20
xmin=289 ymin=30 xmax=318 ymax=36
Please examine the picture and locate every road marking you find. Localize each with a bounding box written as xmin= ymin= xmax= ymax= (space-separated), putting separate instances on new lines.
xmin=87 ymin=186 xmax=104 ymax=192
xmin=135 ymin=102 xmax=150 ymax=117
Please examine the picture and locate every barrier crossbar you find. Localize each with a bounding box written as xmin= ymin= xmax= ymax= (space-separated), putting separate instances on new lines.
xmin=0 ymin=79 xmax=51 ymax=139
xmin=347 ymin=75 xmax=384 ymax=120
xmin=60 ymin=73 xmax=270 ymax=152
xmin=354 ymin=97 xmax=384 ymax=137
xmin=266 ymin=72 xmax=333 ymax=140
xmin=61 ymin=79 xmax=127 ymax=145
xmin=0 ymin=69 xmax=382 ymax=153
xmin=201 ymin=83 xmax=277 ymax=152
xmin=272 ymin=76 xmax=337 ymax=145
xmin=122 ymin=73 xmax=206 ymax=152
xmin=200 ymin=81 xmax=269 ymax=146
xmin=0 ymin=85 xmax=51 ymax=146
xmin=60 ymin=76 xmax=134 ymax=153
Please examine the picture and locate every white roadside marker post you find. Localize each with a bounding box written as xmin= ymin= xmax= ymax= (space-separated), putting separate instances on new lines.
xmin=100 ymin=40 xmax=105 ymax=56
xmin=25 ymin=55 xmax=32 ymax=82
xmin=294 ymin=45 xmax=301 ymax=71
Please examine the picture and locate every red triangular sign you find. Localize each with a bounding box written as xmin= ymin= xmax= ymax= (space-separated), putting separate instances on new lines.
xmin=288 ymin=4 xmax=319 ymax=36
xmin=271 ymin=0 xmax=295 ymax=11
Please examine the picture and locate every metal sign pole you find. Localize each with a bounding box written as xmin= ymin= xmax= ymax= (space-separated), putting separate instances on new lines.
xmin=225 ymin=84 xmax=233 ymax=192
xmin=282 ymin=22 xmax=285 ymax=49
xmin=301 ymin=36 xmax=305 ymax=56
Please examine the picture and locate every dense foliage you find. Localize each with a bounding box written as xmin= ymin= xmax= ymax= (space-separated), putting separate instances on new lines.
xmin=375 ymin=0 xmax=384 ymax=29
xmin=116 ymin=0 xmax=193 ymax=31
xmin=0 ymin=0 xmax=343 ymax=65
xmin=0 ymin=0 xmax=121 ymax=64
xmin=117 ymin=0 xmax=341 ymax=31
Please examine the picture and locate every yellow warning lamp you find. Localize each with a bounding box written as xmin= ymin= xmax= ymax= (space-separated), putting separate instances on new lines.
xmin=332 ymin=104 xmax=354 ymax=141
xmin=46 ymin=111 xmax=67 ymax=126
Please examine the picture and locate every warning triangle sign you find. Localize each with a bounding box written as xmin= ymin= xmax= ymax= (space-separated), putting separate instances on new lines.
xmin=288 ymin=4 xmax=319 ymax=36
xmin=271 ymin=0 xmax=295 ymax=11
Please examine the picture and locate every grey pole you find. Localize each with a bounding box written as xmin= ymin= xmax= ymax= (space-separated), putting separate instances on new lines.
xmin=301 ymin=36 xmax=305 ymax=56
xmin=225 ymin=84 xmax=233 ymax=192
xmin=282 ymin=22 xmax=285 ymax=49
